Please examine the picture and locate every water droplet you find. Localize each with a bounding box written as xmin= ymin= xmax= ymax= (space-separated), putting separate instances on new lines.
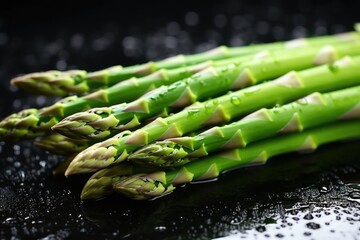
xmin=272 ymin=104 xmax=281 ymax=113
xmin=2 ymin=217 xmax=18 ymax=226
xmin=230 ymin=96 xmax=241 ymax=106
xmin=306 ymin=222 xmax=321 ymax=229
xmin=230 ymin=218 xmax=241 ymax=225
xmin=256 ymin=225 xmax=266 ymax=232
xmin=328 ymin=63 xmax=339 ymax=73
xmin=297 ymin=98 xmax=308 ymax=105
xmin=275 ymin=233 xmax=284 ymax=238
xmin=154 ymin=226 xmax=167 ymax=231
xmin=187 ymin=108 xmax=199 ymax=118
xmin=167 ymin=85 xmax=177 ymax=91
xmin=244 ymin=86 xmax=261 ymax=96
xmin=39 ymin=161 xmax=47 ymax=167
xmin=320 ymin=186 xmax=329 ymax=193
xmin=303 ymin=213 xmax=314 ymax=220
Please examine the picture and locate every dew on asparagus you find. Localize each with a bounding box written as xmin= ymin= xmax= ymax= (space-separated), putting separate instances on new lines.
xmin=187 ymin=108 xmax=199 ymax=118
xmin=230 ymin=96 xmax=241 ymax=106
xmin=328 ymin=63 xmax=340 ymax=73
xmin=244 ymin=86 xmax=261 ymax=96
xmin=1 ymin=4 xmax=360 ymax=240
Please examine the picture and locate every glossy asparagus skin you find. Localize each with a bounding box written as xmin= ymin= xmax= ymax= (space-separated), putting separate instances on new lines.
xmin=0 ymin=53 xmax=257 ymax=142
xmin=11 ymin=30 xmax=360 ymax=96
xmin=128 ymin=86 xmax=360 ymax=167
xmin=65 ymin=56 xmax=360 ymax=175
xmin=53 ymin=43 xmax=360 ymax=140
xmin=80 ymin=163 xmax=158 ymax=200
xmin=113 ymin=120 xmax=360 ymax=200
xmin=34 ymin=133 xmax=93 ymax=155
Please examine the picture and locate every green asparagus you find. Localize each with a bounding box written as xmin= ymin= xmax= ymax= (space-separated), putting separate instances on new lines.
xmin=65 ymin=56 xmax=360 ymax=175
xmin=80 ymin=163 xmax=158 ymax=200
xmin=4 ymin=42 xmax=358 ymax=143
xmin=128 ymin=86 xmax=360 ymax=167
xmin=12 ymin=30 xmax=360 ymax=96
xmin=34 ymin=133 xmax=93 ymax=155
xmin=0 ymin=54 xmax=254 ymax=142
xmin=53 ymin=43 xmax=360 ymax=140
xmin=113 ymin=120 xmax=360 ymax=200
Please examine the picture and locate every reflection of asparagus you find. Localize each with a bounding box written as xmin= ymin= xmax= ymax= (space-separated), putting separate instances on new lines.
xmin=129 ymin=86 xmax=360 ymax=167
xmin=12 ymin=30 xmax=360 ymax=96
xmin=66 ymin=56 xmax=360 ymax=175
xmin=113 ymin=121 xmax=360 ymax=200
xmin=53 ymin=43 xmax=357 ymax=140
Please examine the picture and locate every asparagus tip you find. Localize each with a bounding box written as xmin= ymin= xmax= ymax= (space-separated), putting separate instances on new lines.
xmin=10 ymin=70 xmax=88 ymax=96
xmin=113 ymin=173 xmax=175 ymax=200
xmin=128 ymin=142 xmax=190 ymax=167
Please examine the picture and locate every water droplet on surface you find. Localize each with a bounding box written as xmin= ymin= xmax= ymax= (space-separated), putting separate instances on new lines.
xmin=154 ymin=226 xmax=167 ymax=231
xmin=187 ymin=108 xmax=199 ymax=118
xmin=306 ymin=222 xmax=321 ymax=229
xmin=320 ymin=186 xmax=329 ymax=193
xmin=256 ymin=225 xmax=266 ymax=232
xmin=244 ymin=86 xmax=261 ymax=96
xmin=297 ymin=98 xmax=308 ymax=105
xmin=2 ymin=218 xmax=17 ymax=226
xmin=230 ymin=96 xmax=241 ymax=106
xmin=328 ymin=63 xmax=339 ymax=73
xmin=275 ymin=233 xmax=284 ymax=238
xmin=303 ymin=213 xmax=314 ymax=220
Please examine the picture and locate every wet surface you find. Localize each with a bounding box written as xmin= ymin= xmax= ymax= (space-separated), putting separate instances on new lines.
xmin=1 ymin=1 xmax=360 ymax=239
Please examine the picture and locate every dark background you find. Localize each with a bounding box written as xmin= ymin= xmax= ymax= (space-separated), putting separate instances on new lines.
xmin=0 ymin=1 xmax=360 ymax=239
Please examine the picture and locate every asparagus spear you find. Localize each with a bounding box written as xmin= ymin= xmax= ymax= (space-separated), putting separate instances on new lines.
xmin=34 ymin=133 xmax=93 ymax=155
xmin=11 ymin=31 xmax=360 ymax=96
xmin=128 ymin=86 xmax=360 ymax=167
xmin=65 ymin=56 xmax=360 ymax=175
xmin=80 ymin=163 xmax=158 ymax=200
xmin=82 ymin=140 xmax=360 ymax=201
xmin=112 ymin=120 xmax=360 ymax=200
xmin=0 ymin=54 xmax=255 ymax=142
xmin=53 ymin=43 xmax=360 ymax=140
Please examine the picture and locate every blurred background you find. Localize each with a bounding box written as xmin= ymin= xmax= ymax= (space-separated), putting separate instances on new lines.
xmin=0 ymin=0 xmax=360 ymax=239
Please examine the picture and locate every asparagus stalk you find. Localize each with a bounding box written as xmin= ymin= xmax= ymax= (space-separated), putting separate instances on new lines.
xmin=53 ymin=43 xmax=360 ymax=140
xmin=98 ymin=143 xmax=360 ymax=202
xmin=112 ymin=120 xmax=360 ymax=200
xmin=128 ymin=86 xmax=360 ymax=167
xmin=0 ymin=54 xmax=255 ymax=142
xmin=80 ymin=163 xmax=158 ymax=200
xmin=11 ymin=30 xmax=360 ymax=96
xmin=34 ymin=133 xmax=93 ymax=155
xmin=65 ymin=56 xmax=360 ymax=175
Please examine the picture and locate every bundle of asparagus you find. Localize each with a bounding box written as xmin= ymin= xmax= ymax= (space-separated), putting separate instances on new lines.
xmin=1 ymin=24 xmax=360 ymax=201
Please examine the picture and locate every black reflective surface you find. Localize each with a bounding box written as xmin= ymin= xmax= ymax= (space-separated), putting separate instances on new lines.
xmin=1 ymin=1 xmax=360 ymax=239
